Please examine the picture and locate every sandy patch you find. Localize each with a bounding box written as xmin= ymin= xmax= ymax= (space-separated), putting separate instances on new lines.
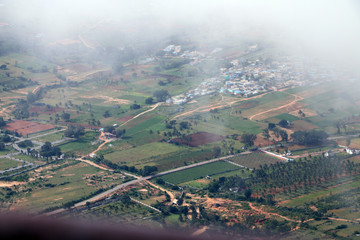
xmin=289 ymin=108 xmax=317 ymax=117
xmin=53 ymin=197 xmax=63 ymax=201
xmin=61 ymin=174 xmax=75 ymax=177
xmin=81 ymin=95 xmax=131 ymax=104
xmin=0 ymin=181 xmax=25 ymax=187
xmin=139 ymin=189 xmax=148 ymax=192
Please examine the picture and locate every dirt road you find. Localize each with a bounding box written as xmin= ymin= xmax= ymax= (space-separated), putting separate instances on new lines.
xmin=249 ymin=93 xmax=303 ymax=121
xmin=119 ymin=102 xmax=162 ymax=127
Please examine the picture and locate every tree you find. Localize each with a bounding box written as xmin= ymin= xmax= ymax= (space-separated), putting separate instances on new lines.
xmin=279 ymin=130 xmax=288 ymax=142
xmin=268 ymin=123 xmax=276 ymax=129
xmin=40 ymin=141 xmax=61 ymax=158
xmin=61 ymin=112 xmax=71 ymax=121
xmin=103 ymin=110 xmax=111 ymax=118
xmin=278 ymin=119 xmax=289 ymax=128
xmin=262 ymin=129 xmax=270 ymax=142
xmin=153 ymin=89 xmax=170 ymax=102
xmin=130 ymin=104 xmax=141 ymax=110
xmin=244 ymin=189 xmax=252 ymax=199
xmin=0 ymin=117 xmax=6 ymax=127
xmin=26 ymin=92 xmax=37 ymax=103
xmin=241 ymin=133 xmax=257 ymax=147
xmin=0 ymin=142 xmax=5 ymax=151
xmin=213 ymin=146 xmax=221 ymax=157
xmin=145 ymin=97 xmax=153 ymax=104
xmin=64 ymin=125 xmax=85 ymax=138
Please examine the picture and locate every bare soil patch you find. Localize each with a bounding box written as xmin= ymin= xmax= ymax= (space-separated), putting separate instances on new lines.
xmin=291 ymin=120 xmax=318 ymax=131
xmin=29 ymin=106 xmax=64 ymax=114
xmin=5 ymin=120 xmax=56 ymax=135
xmin=171 ymin=132 xmax=224 ymax=147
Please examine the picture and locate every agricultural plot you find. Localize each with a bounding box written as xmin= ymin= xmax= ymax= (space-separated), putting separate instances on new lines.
xmin=280 ymin=175 xmax=360 ymax=207
xmin=272 ymin=113 xmax=300 ymax=122
xmin=227 ymin=151 xmax=283 ymax=169
xmin=158 ymin=161 xmax=240 ymax=185
xmin=5 ymin=120 xmax=56 ymax=136
xmin=13 ymin=161 xmax=125 ymax=212
xmin=171 ymin=132 xmax=224 ymax=147
xmin=34 ymin=131 xmax=65 ymax=143
xmin=104 ymin=142 xmax=184 ymax=165
xmin=59 ymin=131 xmax=100 ymax=155
xmin=143 ymin=148 xmax=215 ymax=172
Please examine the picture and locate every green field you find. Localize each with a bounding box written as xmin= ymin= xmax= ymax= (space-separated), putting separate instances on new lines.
xmin=282 ymin=175 xmax=360 ymax=207
xmin=14 ymin=161 xmax=124 ymax=212
xmin=58 ymin=131 xmax=99 ymax=155
xmin=228 ymin=152 xmax=283 ymax=169
xmin=158 ymin=161 xmax=240 ymax=185
xmin=35 ymin=131 xmax=65 ymax=143
xmin=104 ymin=142 xmax=184 ymax=164
xmin=0 ymin=158 xmax=21 ymax=171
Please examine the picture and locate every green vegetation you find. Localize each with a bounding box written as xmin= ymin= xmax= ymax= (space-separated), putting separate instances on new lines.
xmin=0 ymin=158 xmax=21 ymax=170
xmin=228 ymin=152 xmax=282 ymax=169
xmin=158 ymin=161 xmax=239 ymax=185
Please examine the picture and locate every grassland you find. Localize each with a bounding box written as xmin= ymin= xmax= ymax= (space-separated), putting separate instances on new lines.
xmin=0 ymin=158 xmax=21 ymax=170
xmin=104 ymin=142 xmax=185 ymax=164
xmin=158 ymin=161 xmax=240 ymax=185
xmin=13 ymin=161 xmax=125 ymax=212
xmin=227 ymin=152 xmax=283 ymax=169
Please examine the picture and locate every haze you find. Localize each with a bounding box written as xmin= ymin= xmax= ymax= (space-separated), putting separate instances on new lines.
xmin=0 ymin=0 xmax=359 ymax=73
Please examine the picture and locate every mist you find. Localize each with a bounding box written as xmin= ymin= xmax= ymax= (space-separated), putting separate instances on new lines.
xmin=0 ymin=0 xmax=359 ymax=74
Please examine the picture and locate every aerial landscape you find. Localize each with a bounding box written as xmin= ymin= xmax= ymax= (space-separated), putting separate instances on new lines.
xmin=1 ymin=0 xmax=360 ymax=239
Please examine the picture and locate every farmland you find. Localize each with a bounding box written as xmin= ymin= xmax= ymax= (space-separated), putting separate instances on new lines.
xmin=157 ymin=161 xmax=240 ymax=185
xmin=227 ymin=151 xmax=283 ymax=169
xmin=1 ymin=12 xmax=360 ymax=239
xmin=4 ymin=120 xmax=56 ymax=136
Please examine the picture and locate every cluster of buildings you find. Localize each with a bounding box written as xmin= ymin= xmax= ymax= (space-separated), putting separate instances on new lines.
xmin=162 ymin=43 xmax=338 ymax=105
xmin=166 ymin=77 xmax=221 ymax=105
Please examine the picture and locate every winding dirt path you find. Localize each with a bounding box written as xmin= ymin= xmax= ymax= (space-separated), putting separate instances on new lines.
xmin=119 ymin=102 xmax=162 ymax=127
xmin=145 ymin=180 xmax=175 ymax=202
xmin=172 ymin=92 xmax=267 ymax=120
xmin=76 ymin=103 xmax=161 ymax=171
xmin=248 ymin=202 xmax=303 ymax=222
xmin=249 ymin=93 xmax=303 ymax=121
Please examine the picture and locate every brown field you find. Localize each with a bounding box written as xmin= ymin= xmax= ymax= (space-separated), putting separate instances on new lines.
xmin=171 ymin=132 xmax=225 ymax=147
xmin=29 ymin=106 xmax=64 ymax=114
xmin=337 ymin=138 xmax=360 ymax=149
xmin=118 ymin=115 xmax=134 ymax=122
xmin=5 ymin=120 xmax=56 ymax=135
xmin=291 ymin=120 xmax=318 ymax=131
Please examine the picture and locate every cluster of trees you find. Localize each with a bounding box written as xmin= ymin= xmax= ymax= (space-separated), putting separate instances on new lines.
xmin=39 ymin=142 xmax=61 ymax=160
xmin=241 ymin=133 xmax=257 ymax=147
xmin=153 ymin=89 xmax=170 ymax=102
xmin=291 ymin=130 xmax=328 ymax=146
xmin=93 ymin=154 xmax=157 ymax=176
xmin=103 ymin=126 xmax=126 ymax=138
xmin=17 ymin=140 xmax=33 ymax=148
xmin=64 ymin=125 xmax=85 ymax=138
xmin=0 ymin=117 xmax=6 ymax=127
xmin=130 ymin=103 xmax=141 ymax=110
xmin=207 ymin=155 xmax=360 ymax=207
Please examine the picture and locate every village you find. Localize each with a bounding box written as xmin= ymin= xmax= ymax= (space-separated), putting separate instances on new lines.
xmin=163 ymin=44 xmax=336 ymax=105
